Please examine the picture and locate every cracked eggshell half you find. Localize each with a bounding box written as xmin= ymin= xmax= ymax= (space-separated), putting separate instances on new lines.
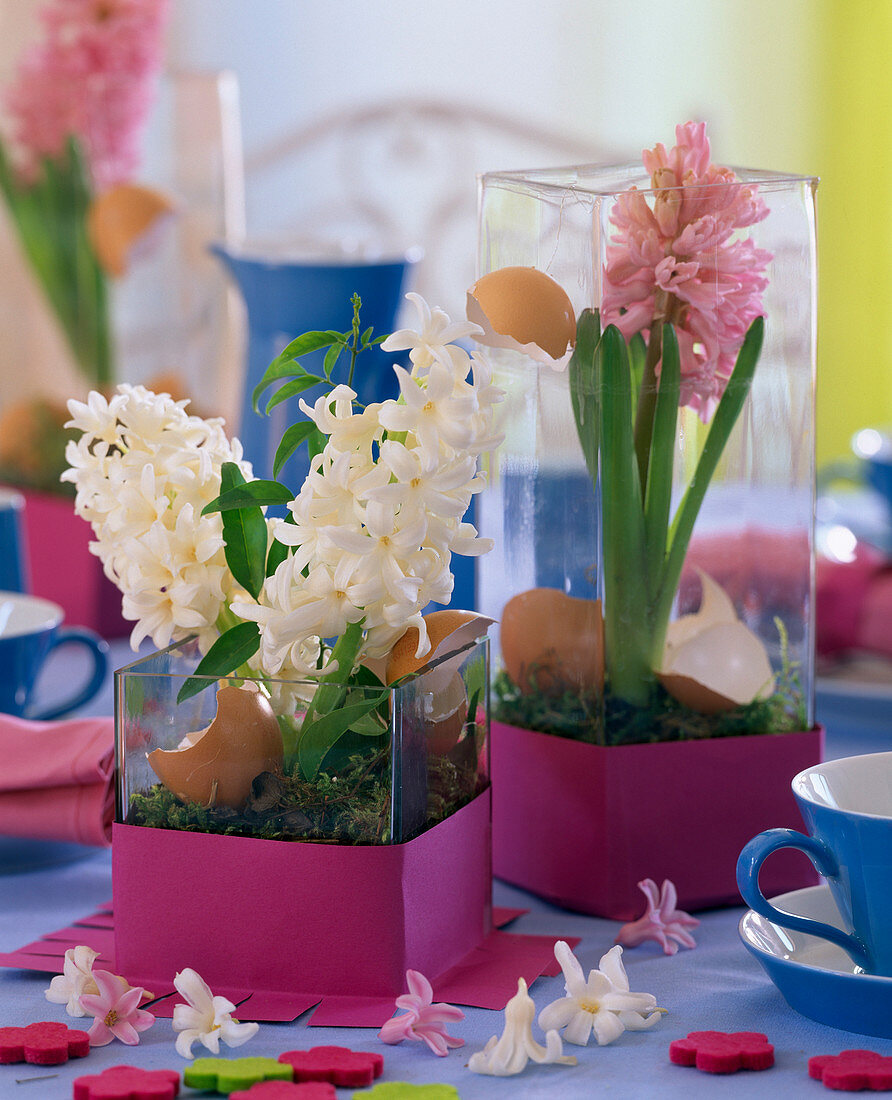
xmin=467 ymin=266 xmax=576 ymax=368
xmin=501 ymin=588 xmax=604 ymax=696
xmin=87 ymin=183 xmax=176 ymax=277
xmin=658 ymin=572 xmax=775 ymax=713
xmin=659 ymin=621 xmax=776 ymax=714
xmin=147 ymin=682 xmax=284 ymax=809
xmin=385 ymin=610 xmax=494 ymax=756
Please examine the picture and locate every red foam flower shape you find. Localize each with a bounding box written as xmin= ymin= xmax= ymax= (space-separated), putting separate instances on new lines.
xmin=278 ymin=1046 xmax=384 ymax=1087
xmin=72 ymin=1064 xmax=180 ymax=1100
xmin=0 ymin=1021 xmax=90 ymax=1065
xmin=231 ymin=1082 xmax=336 ymax=1100
xmin=809 ymin=1050 xmax=892 ymax=1091
xmin=669 ymin=1031 xmax=774 ymax=1074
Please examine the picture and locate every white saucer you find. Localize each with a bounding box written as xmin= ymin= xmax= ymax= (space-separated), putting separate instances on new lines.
xmin=740 ymin=884 xmax=892 ymax=1038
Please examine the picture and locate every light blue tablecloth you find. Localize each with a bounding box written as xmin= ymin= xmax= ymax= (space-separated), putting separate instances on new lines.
xmin=1 ymin=641 xmax=890 ymax=1098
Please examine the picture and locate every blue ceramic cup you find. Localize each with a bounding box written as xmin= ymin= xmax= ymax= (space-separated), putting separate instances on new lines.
xmin=819 ymin=427 xmax=892 ymax=514
xmin=737 ymin=752 xmax=892 ymax=975
xmin=0 ymin=591 xmax=108 ymax=720
xmin=0 ymin=488 xmax=27 ymax=593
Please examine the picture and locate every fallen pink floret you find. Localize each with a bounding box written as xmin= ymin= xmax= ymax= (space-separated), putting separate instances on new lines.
xmin=378 ymin=970 xmax=465 ymax=1056
xmin=615 ymin=878 xmax=699 ymax=955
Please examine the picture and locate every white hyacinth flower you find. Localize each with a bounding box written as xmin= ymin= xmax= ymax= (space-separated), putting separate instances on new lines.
xmin=171 ymin=967 xmax=258 ymax=1059
xmin=469 ymin=977 xmax=577 ymax=1077
xmin=381 ymin=291 xmax=482 ymax=374
xmin=538 ymin=942 xmax=664 ymax=1046
xmin=45 ymin=945 xmax=101 ymax=1017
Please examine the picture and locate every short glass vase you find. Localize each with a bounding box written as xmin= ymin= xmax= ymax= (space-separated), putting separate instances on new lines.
xmin=115 ymin=635 xmax=490 ymax=845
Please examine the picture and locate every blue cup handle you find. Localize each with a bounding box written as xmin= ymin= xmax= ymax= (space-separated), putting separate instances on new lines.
xmin=737 ymin=828 xmax=872 ymax=971
xmin=27 ymin=628 xmax=110 ymax=721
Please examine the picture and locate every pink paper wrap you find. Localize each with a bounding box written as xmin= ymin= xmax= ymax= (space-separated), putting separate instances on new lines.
xmin=492 ymin=721 xmax=824 ymax=920
xmin=0 ymin=714 xmax=114 ymax=846
xmin=115 ymin=790 xmax=494 ymax=998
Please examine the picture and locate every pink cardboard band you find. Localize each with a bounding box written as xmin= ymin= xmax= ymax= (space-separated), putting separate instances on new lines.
xmin=114 ymin=789 xmax=493 ymax=998
xmin=491 ymin=722 xmax=824 ymax=920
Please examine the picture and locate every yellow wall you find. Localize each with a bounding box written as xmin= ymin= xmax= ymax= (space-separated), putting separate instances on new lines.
xmin=815 ymin=0 xmax=892 ymax=462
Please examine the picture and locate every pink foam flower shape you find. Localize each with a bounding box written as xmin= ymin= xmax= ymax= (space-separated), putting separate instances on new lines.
xmin=601 ymin=121 xmax=772 ymax=420
xmin=378 ymin=969 xmax=465 ymax=1056
xmin=78 ymin=968 xmax=155 ymax=1046
xmin=615 ymin=878 xmax=699 ymax=955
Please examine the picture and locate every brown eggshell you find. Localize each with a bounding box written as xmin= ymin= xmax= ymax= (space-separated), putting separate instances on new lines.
xmin=501 ymin=588 xmax=604 ymax=696
xmin=147 ymin=683 xmax=283 ymax=810
xmin=468 ymin=266 xmax=576 ymax=361
xmin=425 ymin=689 xmax=469 ymax=756
xmin=87 ymin=183 xmax=175 ymax=277
xmin=385 ymin=610 xmax=489 ymax=683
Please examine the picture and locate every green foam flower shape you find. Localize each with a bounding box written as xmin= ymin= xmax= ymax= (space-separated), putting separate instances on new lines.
xmin=184 ymin=1056 xmax=292 ymax=1093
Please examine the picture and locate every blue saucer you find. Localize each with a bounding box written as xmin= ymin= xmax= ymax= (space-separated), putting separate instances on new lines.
xmin=740 ymin=884 xmax=892 ymax=1039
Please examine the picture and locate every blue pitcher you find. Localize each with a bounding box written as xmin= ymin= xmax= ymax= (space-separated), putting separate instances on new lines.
xmin=212 ymin=244 xmax=418 ymax=492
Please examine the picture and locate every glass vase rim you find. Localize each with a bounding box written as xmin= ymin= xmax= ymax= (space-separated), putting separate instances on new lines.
xmin=478 ymin=162 xmax=819 ymax=198
xmin=114 ymin=633 xmax=488 ymax=688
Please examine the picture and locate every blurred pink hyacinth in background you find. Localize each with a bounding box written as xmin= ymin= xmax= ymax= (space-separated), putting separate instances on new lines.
xmin=601 ymin=121 xmax=772 ymax=419
xmin=4 ymin=0 xmax=170 ymax=189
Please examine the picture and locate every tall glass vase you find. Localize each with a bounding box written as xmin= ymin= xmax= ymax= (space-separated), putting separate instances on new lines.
xmin=476 ymin=163 xmax=818 ymax=746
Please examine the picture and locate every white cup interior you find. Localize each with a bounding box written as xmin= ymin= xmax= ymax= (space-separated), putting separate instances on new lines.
xmin=794 ymin=752 xmax=892 ymax=818
xmin=0 ymin=591 xmax=63 ymax=638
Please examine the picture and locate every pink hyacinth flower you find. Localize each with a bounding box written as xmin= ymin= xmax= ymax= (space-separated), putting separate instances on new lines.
xmin=4 ymin=0 xmax=170 ymax=188
xmin=78 ymin=968 xmax=155 ymax=1046
xmin=378 ymin=969 xmax=465 ymax=1056
xmin=601 ymin=121 xmax=772 ymax=420
xmin=615 ymin=878 xmax=699 ymax=955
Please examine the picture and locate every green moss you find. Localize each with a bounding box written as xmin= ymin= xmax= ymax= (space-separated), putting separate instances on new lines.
xmin=493 ymin=621 xmax=808 ymax=746
xmin=126 ymin=746 xmax=485 ymax=845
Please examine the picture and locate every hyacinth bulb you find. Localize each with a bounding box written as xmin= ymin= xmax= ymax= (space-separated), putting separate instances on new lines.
xmin=658 ymin=572 xmax=775 ymax=714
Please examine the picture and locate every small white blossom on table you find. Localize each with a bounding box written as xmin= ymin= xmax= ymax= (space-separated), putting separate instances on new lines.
xmin=171 ymin=967 xmax=259 ymax=1058
xmin=538 ymin=941 xmax=664 ymax=1046
xmin=468 ymin=977 xmax=577 ymax=1077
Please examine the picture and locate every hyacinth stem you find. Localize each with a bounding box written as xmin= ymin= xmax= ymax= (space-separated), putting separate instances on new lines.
xmin=598 ymin=325 xmax=654 ymax=706
xmin=0 ymin=136 xmax=113 ymax=387
xmin=576 ymin=315 xmax=764 ymax=708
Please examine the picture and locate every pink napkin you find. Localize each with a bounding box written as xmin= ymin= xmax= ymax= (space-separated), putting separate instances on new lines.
xmin=0 ymin=714 xmax=114 ymax=846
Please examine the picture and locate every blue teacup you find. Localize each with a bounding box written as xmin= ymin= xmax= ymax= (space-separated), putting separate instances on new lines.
xmin=737 ymin=752 xmax=892 ymax=975
xmin=0 ymin=488 xmax=27 ymax=593
xmin=0 ymin=591 xmax=108 ymax=720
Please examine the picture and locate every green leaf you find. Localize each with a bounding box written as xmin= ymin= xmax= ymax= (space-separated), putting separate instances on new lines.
xmin=629 ymin=331 xmax=647 ymax=414
xmin=202 ymin=479 xmax=294 ymax=515
xmin=323 ymin=341 xmax=343 ymax=378
xmin=360 ymin=325 xmax=374 ymax=346
xmin=272 ymin=421 xmax=317 ymax=479
xmin=307 ymin=425 xmax=327 ymax=464
xmin=251 ymin=332 xmax=336 ymax=411
xmin=265 ymin=538 xmax=290 ymax=576
xmin=643 ymin=323 xmax=680 ymax=587
xmin=655 ymin=317 xmax=765 ymax=638
xmin=264 ymin=373 xmax=326 ymax=414
xmin=568 ymin=309 xmax=601 ymax=484
xmin=298 ymin=692 xmax=388 ymax=780
xmin=176 ymin=621 xmax=261 ymax=704
xmin=599 ymin=325 xmax=652 ymax=705
xmin=219 ymin=462 xmax=268 ymax=599
xmin=265 ymin=511 xmax=295 ymax=576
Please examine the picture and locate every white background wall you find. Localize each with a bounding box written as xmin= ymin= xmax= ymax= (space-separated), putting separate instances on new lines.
xmin=168 ymin=0 xmax=819 ymax=236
